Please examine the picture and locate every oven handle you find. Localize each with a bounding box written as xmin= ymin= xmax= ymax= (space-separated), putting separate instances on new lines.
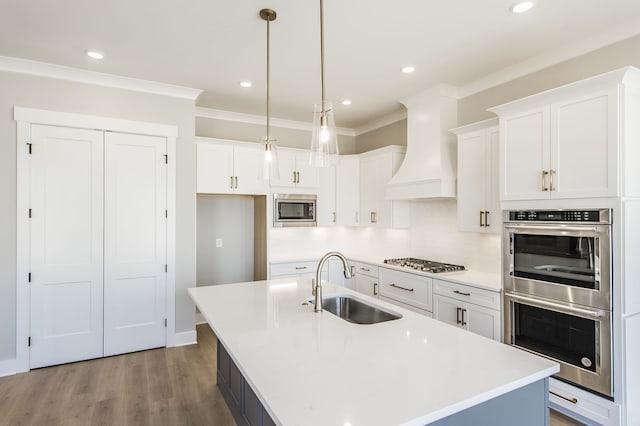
xmin=507 ymin=293 xmax=605 ymax=318
xmin=504 ymin=224 xmax=599 ymax=233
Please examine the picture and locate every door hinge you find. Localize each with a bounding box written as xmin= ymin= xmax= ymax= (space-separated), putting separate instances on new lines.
xmin=164 ymin=318 xmax=167 ymax=328
xmin=26 ymin=143 xmax=32 ymax=154
xmin=163 ymin=154 xmax=168 ymax=164
xmin=164 ymin=264 xmax=168 ymax=273
xmin=28 ymin=272 xmax=31 ymax=283
xmin=28 ymin=336 xmax=31 ymax=347
xmin=28 ymin=208 xmax=32 ymax=218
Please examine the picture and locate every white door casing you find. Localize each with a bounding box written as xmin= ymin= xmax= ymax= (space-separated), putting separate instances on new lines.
xmin=103 ymin=132 xmax=167 ymax=357
xmin=29 ymin=125 xmax=104 ymax=368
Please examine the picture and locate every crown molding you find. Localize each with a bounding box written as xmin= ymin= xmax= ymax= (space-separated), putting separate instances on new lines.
xmin=0 ymin=56 xmax=202 ymax=100
xmin=195 ymin=107 xmax=357 ymax=137
xmin=457 ymin=22 xmax=640 ymax=99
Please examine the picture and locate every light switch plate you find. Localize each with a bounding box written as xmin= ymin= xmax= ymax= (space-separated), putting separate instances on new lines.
xmin=216 ymin=238 xmax=222 ymax=248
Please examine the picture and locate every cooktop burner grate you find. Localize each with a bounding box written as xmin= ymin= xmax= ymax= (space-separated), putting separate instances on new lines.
xmin=383 ymin=258 xmax=465 ymax=273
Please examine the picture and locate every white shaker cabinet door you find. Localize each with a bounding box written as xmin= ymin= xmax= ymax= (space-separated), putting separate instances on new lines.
xmin=197 ymin=143 xmax=234 ymax=194
xmin=336 ymin=155 xmax=360 ymax=226
xmin=317 ymin=166 xmax=336 ymax=226
xmin=29 ymin=125 xmax=105 ymax=368
xmin=233 ymin=144 xmax=267 ymax=195
xmin=500 ymin=107 xmax=550 ymax=201
xmin=457 ymin=130 xmax=487 ymax=233
xmin=103 ymin=132 xmax=167 ymax=357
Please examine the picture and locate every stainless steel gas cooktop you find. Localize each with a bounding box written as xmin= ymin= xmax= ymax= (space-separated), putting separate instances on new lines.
xmin=383 ymin=258 xmax=466 ymax=273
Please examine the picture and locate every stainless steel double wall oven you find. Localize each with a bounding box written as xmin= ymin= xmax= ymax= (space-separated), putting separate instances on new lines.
xmin=503 ymin=209 xmax=613 ymax=398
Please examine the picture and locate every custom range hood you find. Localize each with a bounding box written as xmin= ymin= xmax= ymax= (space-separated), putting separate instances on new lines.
xmin=386 ymin=85 xmax=458 ymax=200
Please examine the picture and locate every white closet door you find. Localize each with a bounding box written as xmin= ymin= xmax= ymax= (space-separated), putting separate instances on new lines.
xmin=104 ymin=132 xmax=167 ymax=356
xmin=30 ymin=125 xmax=104 ymax=368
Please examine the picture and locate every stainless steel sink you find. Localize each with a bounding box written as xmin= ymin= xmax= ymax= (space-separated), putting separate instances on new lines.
xmin=319 ymin=295 xmax=402 ymax=324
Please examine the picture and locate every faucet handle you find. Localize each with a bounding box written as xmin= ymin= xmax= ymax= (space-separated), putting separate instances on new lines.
xmin=311 ymin=278 xmax=316 ymax=296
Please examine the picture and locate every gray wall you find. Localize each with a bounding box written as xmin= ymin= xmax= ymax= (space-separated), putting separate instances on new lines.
xmin=355 ymin=119 xmax=407 ymax=153
xmin=196 ymin=196 xmax=255 ymax=286
xmin=458 ymin=34 xmax=640 ymax=125
xmin=196 ymin=116 xmax=357 ymax=154
xmin=0 ymin=71 xmax=196 ymax=361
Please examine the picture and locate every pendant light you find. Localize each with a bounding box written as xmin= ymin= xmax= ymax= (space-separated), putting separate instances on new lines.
xmin=261 ymin=8 xmax=280 ymax=180
xmin=309 ymin=0 xmax=339 ymax=167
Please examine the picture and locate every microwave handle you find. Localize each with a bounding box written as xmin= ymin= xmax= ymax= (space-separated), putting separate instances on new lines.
xmin=504 ymin=224 xmax=599 ymax=233
xmin=507 ymin=293 xmax=605 ymax=318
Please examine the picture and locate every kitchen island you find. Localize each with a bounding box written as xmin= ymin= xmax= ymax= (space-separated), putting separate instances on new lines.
xmin=189 ymin=278 xmax=559 ymax=426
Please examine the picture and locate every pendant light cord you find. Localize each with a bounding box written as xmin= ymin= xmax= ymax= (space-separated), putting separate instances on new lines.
xmin=266 ymin=16 xmax=271 ymax=143
xmin=320 ymin=0 xmax=326 ymax=114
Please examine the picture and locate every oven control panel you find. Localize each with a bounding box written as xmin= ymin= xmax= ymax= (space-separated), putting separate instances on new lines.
xmin=508 ymin=209 xmax=610 ymax=223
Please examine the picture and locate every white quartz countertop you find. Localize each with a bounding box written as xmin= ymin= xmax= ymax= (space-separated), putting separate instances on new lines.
xmin=189 ymin=278 xmax=557 ymax=426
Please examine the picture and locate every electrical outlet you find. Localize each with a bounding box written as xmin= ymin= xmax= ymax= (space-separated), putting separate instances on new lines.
xmin=216 ymin=238 xmax=222 ymax=248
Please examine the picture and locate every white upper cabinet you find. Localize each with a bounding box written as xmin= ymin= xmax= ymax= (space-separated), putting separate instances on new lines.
xmin=317 ymin=165 xmax=336 ymax=226
xmin=452 ymin=119 xmax=500 ymax=233
xmin=271 ymin=148 xmax=320 ymax=189
xmin=336 ymin=155 xmax=360 ymax=226
xmin=488 ymin=69 xmax=640 ymax=201
xmin=359 ymin=146 xmax=410 ymax=228
xmin=196 ymin=138 xmax=266 ymax=195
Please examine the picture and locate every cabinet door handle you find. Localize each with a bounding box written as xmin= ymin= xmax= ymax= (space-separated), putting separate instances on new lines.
xmin=541 ymin=170 xmax=549 ymax=191
xmin=390 ymin=283 xmax=414 ymax=292
xmin=454 ymin=290 xmax=471 ymax=296
xmin=292 ymin=171 xmax=297 ymax=184
xmin=549 ymin=169 xmax=556 ymax=192
xmin=479 ymin=211 xmax=485 ymax=227
xmin=295 ymin=266 xmax=307 ymax=270
xmin=295 ymin=171 xmax=300 ymax=183
xmin=461 ymin=308 xmax=467 ymax=326
xmin=230 ymin=176 xmax=234 ymax=189
xmin=332 ymin=212 xmax=336 ymax=223
xmin=373 ymin=282 xmax=378 ymax=296
xmin=485 ymin=211 xmax=490 ymax=227
xmin=549 ymin=391 xmax=578 ymax=404
xmin=371 ymin=211 xmax=377 ymax=223
xmin=456 ymin=307 xmax=462 ymax=325
xmin=355 ymin=212 xmax=359 ymax=223
xmin=234 ymin=176 xmax=238 ymax=189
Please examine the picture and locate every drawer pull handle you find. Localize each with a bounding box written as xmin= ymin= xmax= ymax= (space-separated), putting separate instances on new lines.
xmin=360 ymin=267 xmax=370 ymax=272
xmin=549 ymin=391 xmax=578 ymax=404
xmin=295 ymin=266 xmax=307 ymax=270
xmin=390 ymin=283 xmax=414 ymax=292
xmin=454 ymin=290 xmax=471 ymax=296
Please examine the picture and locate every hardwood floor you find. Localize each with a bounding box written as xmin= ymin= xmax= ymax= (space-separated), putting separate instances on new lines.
xmin=0 ymin=324 xmax=235 ymax=426
xmin=0 ymin=324 xmax=585 ymax=426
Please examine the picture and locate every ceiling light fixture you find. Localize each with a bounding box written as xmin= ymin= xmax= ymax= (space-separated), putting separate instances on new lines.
xmin=85 ymin=50 xmax=104 ymax=60
xmin=260 ymin=9 xmax=280 ymax=180
xmin=341 ymin=99 xmax=352 ymax=106
xmin=239 ymin=80 xmax=253 ymax=88
xmin=309 ymin=0 xmax=339 ymax=167
xmin=402 ymin=66 xmax=416 ymax=74
xmin=510 ymin=1 xmax=534 ymax=13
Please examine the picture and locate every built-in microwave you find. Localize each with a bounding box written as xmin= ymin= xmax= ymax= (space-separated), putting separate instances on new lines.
xmin=273 ymin=193 xmax=317 ymax=227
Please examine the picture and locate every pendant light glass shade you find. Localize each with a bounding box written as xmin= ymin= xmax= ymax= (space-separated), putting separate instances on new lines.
xmin=260 ymin=8 xmax=280 ymax=181
xmin=309 ymin=101 xmax=338 ymax=167
xmin=261 ymin=138 xmax=280 ymax=180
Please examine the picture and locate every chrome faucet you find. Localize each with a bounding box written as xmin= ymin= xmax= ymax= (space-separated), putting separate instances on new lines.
xmin=313 ymin=251 xmax=353 ymax=312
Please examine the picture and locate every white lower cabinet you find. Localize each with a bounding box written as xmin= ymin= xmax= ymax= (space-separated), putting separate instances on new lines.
xmin=378 ymin=268 xmax=432 ymax=313
xmin=350 ymin=261 xmax=379 ymax=297
xmin=269 ymin=260 xmax=327 ymax=282
xmin=549 ymin=378 xmax=621 ymax=426
xmin=432 ymin=279 xmax=501 ymax=341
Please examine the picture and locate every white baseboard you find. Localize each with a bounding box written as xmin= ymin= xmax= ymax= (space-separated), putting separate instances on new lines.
xmin=171 ymin=330 xmax=197 ymax=347
xmin=196 ymin=312 xmax=206 ymax=325
xmin=0 ymin=358 xmax=17 ymax=377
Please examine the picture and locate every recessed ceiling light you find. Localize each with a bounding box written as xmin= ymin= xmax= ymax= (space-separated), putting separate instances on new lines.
xmin=510 ymin=1 xmax=534 ymax=13
xmin=341 ymin=99 xmax=352 ymax=106
xmin=239 ymin=80 xmax=253 ymax=88
xmin=85 ymin=50 xmax=104 ymax=60
xmin=402 ymin=66 xmax=416 ymax=74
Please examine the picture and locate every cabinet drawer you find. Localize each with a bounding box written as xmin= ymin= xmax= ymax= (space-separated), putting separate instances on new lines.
xmin=270 ymin=261 xmax=318 ymax=277
xmin=350 ymin=261 xmax=379 ymax=278
xmin=379 ymin=268 xmax=432 ymax=311
xmin=433 ymin=279 xmax=500 ymax=310
xmin=379 ymin=296 xmax=432 ymax=318
xmin=549 ymin=378 xmax=621 ymax=426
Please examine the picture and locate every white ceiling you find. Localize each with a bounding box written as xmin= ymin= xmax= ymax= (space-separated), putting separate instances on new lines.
xmin=1 ymin=1 xmax=640 ymax=129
